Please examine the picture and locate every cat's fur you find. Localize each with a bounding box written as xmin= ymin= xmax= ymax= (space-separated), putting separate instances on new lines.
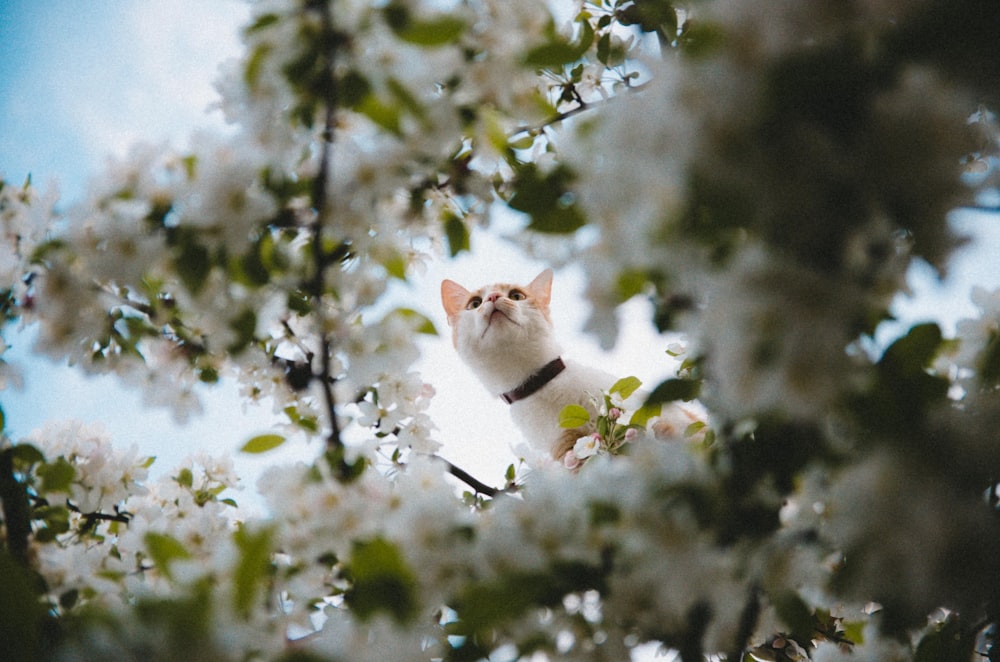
xmin=441 ymin=269 xmax=625 ymax=460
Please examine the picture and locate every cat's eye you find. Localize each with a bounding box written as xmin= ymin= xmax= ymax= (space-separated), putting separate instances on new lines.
xmin=466 ymin=296 xmax=483 ymax=310
xmin=509 ymin=290 xmax=526 ymax=301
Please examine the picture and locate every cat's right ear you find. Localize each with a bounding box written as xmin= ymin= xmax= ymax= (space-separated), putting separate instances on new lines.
xmin=441 ymin=279 xmax=470 ymax=322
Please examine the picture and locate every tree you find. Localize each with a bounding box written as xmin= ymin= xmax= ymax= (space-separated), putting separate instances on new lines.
xmin=2 ymin=0 xmax=1000 ymax=660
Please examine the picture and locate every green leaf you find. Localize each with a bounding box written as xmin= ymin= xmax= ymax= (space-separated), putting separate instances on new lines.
xmin=610 ymin=376 xmax=642 ymax=400
xmin=842 ymin=620 xmax=865 ymax=645
xmin=617 ymin=0 xmax=678 ymax=33
xmin=771 ymin=591 xmax=813 ymax=645
xmin=383 ymin=252 xmax=408 ymax=280
xmin=59 ymin=588 xmax=79 ymax=611
xmin=232 ymin=526 xmax=273 ymax=617
xmin=616 ymin=269 xmax=649 ymax=301
xmin=284 ymin=406 xmax=319 ymax=432
xmin=978 ymin=330 xmax=1000 ymax=386
xmin=395 ymin=16 xmax=465 ymax=47
xmin=37 ymin=457 xmax=75 ymax=493
xmin=596 ymin=32 xmax=612 ymax=65
xmin=589 ymin=501 xmax=621 ymax=526
xmin=559 ymin=404 xmax=592 ymax=428
xmin=244 ymin=43 xmax=273 ymax=88
xmin=228 ymin=308 xmax=257 ymax=354
xmin=527 ymin=205 xmax=586 ymax=234
xmin=645 ymin=378 xmax=701 ymax=405
xmin=914 ymin=615 xmax=975 ymax=662
xmin=881 ymin=322 xmax=942 ymax=374
xmin=10 ymin=443 xmax=45 ymax=467
xmin=524 ymin=20 xmax=594 ymax=67
xmin=144 ymin=532 xmax=191 ymax=578
xmin=357 ymin=93 xmax=402 ymax=134
xmin=454 ymin=560 xmax=605 ymax=634
xmin=34 ymin=504 xmax=70 ymax=538
xmin=855 ymin=323 xmax=949 ymax=435
xmin=507 ymin=164 xmax=586 ymax=234
xmin=344 ymin=538 xmax=417 ymax=624
xmin=176 ymin=467 xmax=194 ymax=488
xmin=444 ymin=212 xmax=470 ymax=256
xmin=287 ymin=288 xmax=312 ymax=315
xmin=628 ymin=402 xmax=662 ymax=428
xmin=338 ymin=70 xmax=371 ymax=109
xmin=509 ymin=134 xmax=536 ymax=150
xmin=245 ymin=12 xmax=280 ymax=34
xmin=172 ymin=232 xmax=212 ymax=295
xmin=241 ymin=434 xmax=286 ymax=454
xmin=684 ymin=420 xmax=706 ymax=437
xmin=387 ymin=308 xmax=438 ymax=335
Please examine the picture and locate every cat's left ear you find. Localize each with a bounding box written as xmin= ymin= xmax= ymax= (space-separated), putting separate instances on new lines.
xmin=527 ymin=269 xmax=554 ymax=308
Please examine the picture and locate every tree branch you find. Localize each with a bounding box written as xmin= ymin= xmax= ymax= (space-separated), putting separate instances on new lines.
xmin=66 ymin=502 xmax=132 ymax=533
xmin=434 ymin=455 xmax=501 ymax=498
xmin=0 ymin=448 xmax=32 ymax=566
xmin=507 ymin=80 xmax=652 ymax=143
xmin=729 ymin=585 xmax=761 ymax=662
xmin=307 ymin=2 xmax=343 ymax=452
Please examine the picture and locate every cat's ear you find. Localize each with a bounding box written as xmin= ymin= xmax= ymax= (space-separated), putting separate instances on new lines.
xmin=441 ymin=279 xmax=471 ymax=321
xmin=527 ymin=269 xmax=554 ymax=308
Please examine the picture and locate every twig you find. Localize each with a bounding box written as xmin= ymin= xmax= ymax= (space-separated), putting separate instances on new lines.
xmin=507 ymin=102 xmax=592 ymax=143
xmin=307 ymin=2 xmax=344 ymax=452
xmin=434 ymin=455 xmax=500 ymax=497
xmin=507 ymin=79 xmax=651 ymax=143
xmin=729 ymin=585 xmax=761 ymax=662
xmin=65 ymin=502 xmax=133 ymax=534
xmin=0 ymin=448 xmax=32 ymax=566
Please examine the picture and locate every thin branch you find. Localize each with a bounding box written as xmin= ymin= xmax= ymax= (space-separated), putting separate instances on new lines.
xmin=729 ymin=585 xmax=761 ymax=662
xmin=507 ymin=79 xmax=652 ymax=143
xmin=307 ymin=2 xmax=343 ymax=452
xmin=0 ymin=448 xmax=32 ymax=566
xmin=66 ymin=502 xmax=132 ymax=533
xmin=508 ymin=102 xmax=592 ymax=143
xmin=434 ymin=455 xmax=500 ymax=498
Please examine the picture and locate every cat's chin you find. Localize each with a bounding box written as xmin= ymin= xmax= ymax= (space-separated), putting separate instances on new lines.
xmin=482 ymin=309 xmax=516 ymax=334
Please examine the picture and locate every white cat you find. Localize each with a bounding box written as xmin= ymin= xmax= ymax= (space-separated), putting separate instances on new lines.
xmin=441 ymin=269 xmax=648 ymax=461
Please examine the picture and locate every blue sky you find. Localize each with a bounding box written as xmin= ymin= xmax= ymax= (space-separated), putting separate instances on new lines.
xmin=2 ymin=2 xmax=999 ymax=501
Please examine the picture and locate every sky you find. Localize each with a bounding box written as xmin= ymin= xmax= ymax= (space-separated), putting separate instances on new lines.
xmin=2 ymin=1 xmax=999 ymax=506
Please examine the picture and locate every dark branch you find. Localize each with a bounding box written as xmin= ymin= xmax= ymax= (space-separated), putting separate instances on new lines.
xmin=307 ymin=2 xmax=344 ymax=452
xmin=507 ymin=80 xmax=652 ymax=143
xmin=730 ymin=585 xmax=761 ymax=662
xmin=0 ymin=448 xmax=32 ymax=566
xmin=435 ymin=456 xmax=500 ymax=498
xmin=508 ymin=102 xmax=592 ymax=143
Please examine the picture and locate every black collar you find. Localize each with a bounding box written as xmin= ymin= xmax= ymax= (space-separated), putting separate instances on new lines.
xmin=500 ymin=357 xmax=566 ymax=404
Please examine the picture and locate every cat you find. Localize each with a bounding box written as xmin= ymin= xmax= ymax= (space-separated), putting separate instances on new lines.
xmin=441 ymin=269 xmax=697 ymax=463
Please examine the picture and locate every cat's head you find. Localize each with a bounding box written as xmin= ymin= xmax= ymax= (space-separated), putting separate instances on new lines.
xmin=441 ymin=270 xmax=559 ymax=383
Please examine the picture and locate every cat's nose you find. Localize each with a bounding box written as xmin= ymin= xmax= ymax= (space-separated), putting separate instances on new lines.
xmin=485 ymin=292 xmax=501 ymax=303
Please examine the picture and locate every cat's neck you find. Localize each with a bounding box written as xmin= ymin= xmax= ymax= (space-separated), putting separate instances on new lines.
xmin=463 ymin=335 xmax=564 ymax=396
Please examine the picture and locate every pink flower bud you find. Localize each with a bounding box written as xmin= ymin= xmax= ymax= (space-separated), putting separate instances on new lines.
xmin=562 ymin=450 xmax=582 ymax=470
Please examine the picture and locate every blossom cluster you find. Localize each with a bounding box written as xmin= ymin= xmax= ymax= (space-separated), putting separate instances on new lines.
xmin=558 ymin=374 xmax=709 ymax=470
xmin=2 ymin=0 xmax=1000 ymax=660
xmin=10 ymin=417 xmax=851 ymax=661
